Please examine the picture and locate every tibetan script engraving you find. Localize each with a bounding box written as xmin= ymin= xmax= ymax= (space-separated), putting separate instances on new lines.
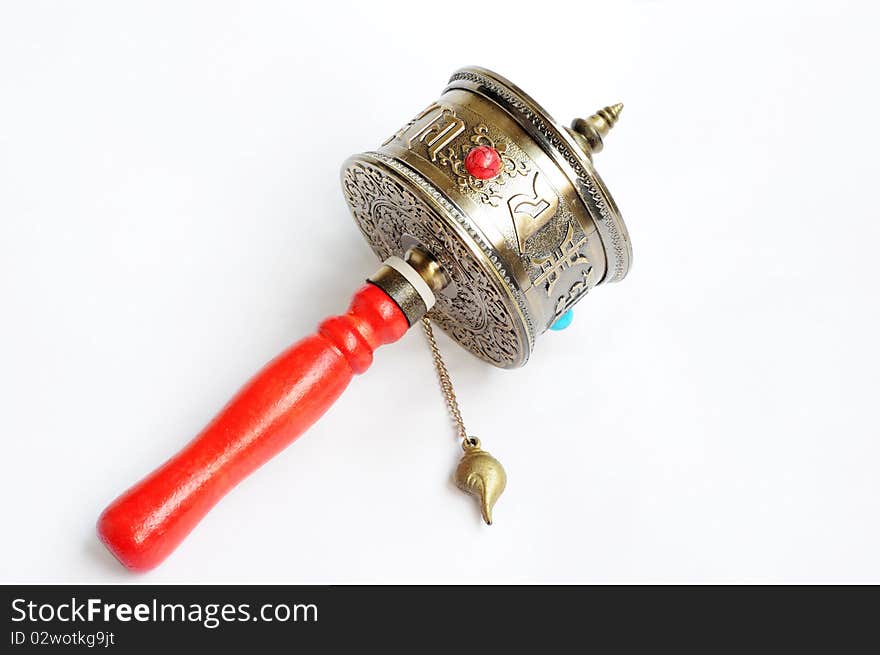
xmin=530 ymin=222 xmax=590 ymax=296
xmin=507 ymin=172 xmax=559 ymax=252
xmin=408 ymin=105 xmax=466 ymax=162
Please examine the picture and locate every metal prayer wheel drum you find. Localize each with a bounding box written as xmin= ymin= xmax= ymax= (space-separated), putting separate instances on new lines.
xmin=341 ymin=67 xmax=631 ymax=368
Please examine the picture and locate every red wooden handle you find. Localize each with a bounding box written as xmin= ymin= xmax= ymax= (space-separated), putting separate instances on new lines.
xmin=97 ymin=283 xmax=409 ymax=571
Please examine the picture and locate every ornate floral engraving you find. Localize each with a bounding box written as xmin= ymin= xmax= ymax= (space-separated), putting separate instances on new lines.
xmin=434 ymin=124 xmax=530 ymax=206
xmin=341 ymin=157 xmax=530 ymax=368
xmin=390 ymin=103 xmax=531 ymax=207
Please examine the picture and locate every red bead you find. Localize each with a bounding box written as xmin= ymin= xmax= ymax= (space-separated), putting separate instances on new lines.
xmin=464 ymin=145 xmax=502 ymax=180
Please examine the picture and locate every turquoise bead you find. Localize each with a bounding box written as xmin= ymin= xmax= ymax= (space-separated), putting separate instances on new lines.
xmin=550 ymin=309 xmax=574 ymax=331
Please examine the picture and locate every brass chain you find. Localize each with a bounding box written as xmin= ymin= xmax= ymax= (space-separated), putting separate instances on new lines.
xmin=422 ymin=316 xmax=505 ymax=524
xmin=421 ymin=317 xmax=469 ymax=443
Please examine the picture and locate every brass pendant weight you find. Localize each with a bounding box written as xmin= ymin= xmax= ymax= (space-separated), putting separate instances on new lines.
xmin=422 ymin=316 xmax=507 ymax=524
xmin=454 ymin=437 xmax=507 ymax=525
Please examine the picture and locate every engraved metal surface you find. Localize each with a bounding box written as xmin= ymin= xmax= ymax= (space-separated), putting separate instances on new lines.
xmin=377 ymin=90 xmax=605 ymax=335
xmin=340 ymin=67 xmax=630 ymax=368
xmin=445 ymin=67 xmax=632 ymax=284
xmin=341 ymin=156 xmax=531 ymax=368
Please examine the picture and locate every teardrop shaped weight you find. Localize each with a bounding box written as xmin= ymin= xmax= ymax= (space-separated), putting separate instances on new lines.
xmin=453 ymin=438 xmax=507 ymax=525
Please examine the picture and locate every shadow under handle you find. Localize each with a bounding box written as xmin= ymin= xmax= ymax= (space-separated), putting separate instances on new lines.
xmin=97 ymin=258 xmax=435 ymax=571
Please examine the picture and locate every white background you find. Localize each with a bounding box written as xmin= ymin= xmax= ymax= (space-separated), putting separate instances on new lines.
xmin=1 ymin=0 xmax=878 ymax=583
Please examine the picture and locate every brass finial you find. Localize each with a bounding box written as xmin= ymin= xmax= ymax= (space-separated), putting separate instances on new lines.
xmin=568 ymin=103 xmax=624 ymax=156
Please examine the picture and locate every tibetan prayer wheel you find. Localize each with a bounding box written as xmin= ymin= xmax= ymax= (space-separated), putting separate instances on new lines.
xmin=97 ymin=66 xmax=632 ymax=571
